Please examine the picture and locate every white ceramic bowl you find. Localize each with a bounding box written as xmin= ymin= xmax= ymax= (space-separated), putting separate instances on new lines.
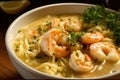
xmin=5 ymin=3 xmax=120 ymax=79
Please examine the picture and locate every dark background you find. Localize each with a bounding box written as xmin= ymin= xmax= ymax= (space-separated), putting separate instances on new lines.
xmin=1 ymin=0 xmax=120 ymax=37
xmin=0 ymin=0 xmax=120 ymax=79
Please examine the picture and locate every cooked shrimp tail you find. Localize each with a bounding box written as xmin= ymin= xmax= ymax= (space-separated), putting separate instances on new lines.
xmin=40 ymin=28 xmax=70 ymax=58
xmin=90 ymin=42 xmax=120 ymax=62
xmin=81 ymin=31 xmax=104 ymax=44
xmin=69 ymin=50 xmax=94 ymax=72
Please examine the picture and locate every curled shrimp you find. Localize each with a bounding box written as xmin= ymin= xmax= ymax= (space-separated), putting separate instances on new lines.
xmin=90 ymin=42 xmax=120 ymax=62
xmin=81 ymin=31 xmax=104 ymax=44
xmin=40 ymin=28 xmax=70 ymax=58
xmin=69 ymin=50 xmax=94 ymax=72
xmin=52 ymin=16 xmax=82 ymax=32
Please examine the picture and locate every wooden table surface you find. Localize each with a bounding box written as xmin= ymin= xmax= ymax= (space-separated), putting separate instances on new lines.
xmin=0 ymin=1 xmax=120 ymax=79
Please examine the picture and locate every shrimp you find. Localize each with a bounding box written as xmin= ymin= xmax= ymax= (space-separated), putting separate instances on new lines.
xmin=81 ymin=31 xmax=104 ymax=44
xmin=40 ymin=28 xmax=70 ymax=58
xmin=90 ymin=42 xmax=120 ymax=62
xmin=64 ymin=17 xmax=82 ymax=32
xmin=52 ymin=16 xmax=83 ymax=32
xmin=69 ymin=50 xmax=94 ymax=72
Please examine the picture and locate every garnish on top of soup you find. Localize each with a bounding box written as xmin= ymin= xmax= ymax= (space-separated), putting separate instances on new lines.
xmin=13 ymin=5 xmax=120 ymax=78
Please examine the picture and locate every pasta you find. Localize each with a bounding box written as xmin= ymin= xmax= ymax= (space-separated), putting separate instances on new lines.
xmin=13 ymin=14 xmax=120 ymax=78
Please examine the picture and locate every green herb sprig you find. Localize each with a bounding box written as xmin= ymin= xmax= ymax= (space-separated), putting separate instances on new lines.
xmin=83 ymin=5 xmax=120 ymax=46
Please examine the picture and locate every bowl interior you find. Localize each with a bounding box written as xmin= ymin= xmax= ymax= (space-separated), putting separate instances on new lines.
xmin=5 ymin=3 xmax=120 ymax=79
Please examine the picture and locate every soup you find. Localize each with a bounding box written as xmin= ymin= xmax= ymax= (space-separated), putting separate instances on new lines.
xmin=13 ymin=5 xmax=120 ymax=78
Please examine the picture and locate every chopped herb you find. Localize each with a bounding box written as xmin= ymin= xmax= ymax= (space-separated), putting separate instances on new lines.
xmin=29 ymin=47 xmax=33 ymax=52
xmin=106 ymin=13 xmax=120 ymax=45
xmin=29 ymin=41 xmax=34 ymax=44
xmin=37 ymin=27 xmax=42 ymax=33
xmin=31 ymin=41 xmax=35 ymax=44
xmin=68 ymin=31 xmax=86 ymax=43
xmin=43 ymin=29 xmax=47 ymax=32
xmin=18 ymin=30 xmax=21 ymax=33
xmin=76 ymin=52 xmax=79 ymax=56
xmin=16 ymin=46 xmax=19 ymax=48
xmin=106 ymin=13 xmax=118 ymax=30
xmin=15 ymin=46 xmax=19 ymax=52
xmin=45 ymin=22 xmax=51 ymax=26
xmin=53 ymin=53 xmax=55 ymax=55
xmin=33 ymin=35 xmax=37 ymax=39
xmin=83 ymin=5 xmax=105 ymax=25
xmin=61 ymin=34 xmax=64 ymax=36
xmin=57 ymin=64 xmax=60 ymax=66
xmin=59 ymin=18 xmax=63 ymax=21
xmin=68 ymin=32 xmax=81 ymax=42
xmin=83 ymin=5 xmax=120 ymax=46
xmin=36 ymin=39 xmax=39 ymax=42
xmin=113 ymin=28 xmax=120 ymax=45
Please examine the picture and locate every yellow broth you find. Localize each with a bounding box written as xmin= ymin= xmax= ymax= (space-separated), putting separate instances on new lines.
xmin=13 ymin=14 xmax=120 ymax=78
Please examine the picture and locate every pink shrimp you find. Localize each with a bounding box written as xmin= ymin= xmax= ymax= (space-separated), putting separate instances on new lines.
xmin=81 ymin=31 xmax=104 ymax=44
xmin=52 ymin=16 xmax=82 ymax=32
xmin=90 ymin=42 xmax=120 ymax=62
xmin=69 ymin=50 xmax=94 ymax=72
xmin=40 ymin=28 xmax=70 ymax=58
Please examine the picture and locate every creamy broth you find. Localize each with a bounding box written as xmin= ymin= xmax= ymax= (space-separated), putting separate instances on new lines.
xmin=13 ymin=14 xmax=120 ymax=78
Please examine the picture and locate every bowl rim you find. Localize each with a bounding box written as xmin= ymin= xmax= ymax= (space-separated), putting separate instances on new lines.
xmin=5 ymin=3 xmax=120 ymax=79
